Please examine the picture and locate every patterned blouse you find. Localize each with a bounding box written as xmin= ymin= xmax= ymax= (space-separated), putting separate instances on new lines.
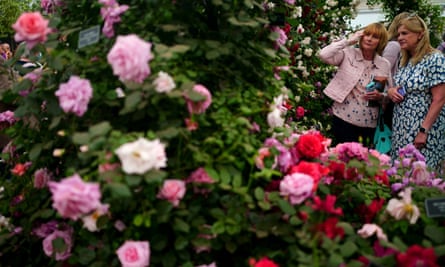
xmin=332 ymin=60 xmax=379 ymax=128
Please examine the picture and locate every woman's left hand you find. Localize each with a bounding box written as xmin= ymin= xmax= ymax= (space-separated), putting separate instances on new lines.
xmin=414 ymin=132 xmax=427 ymax=149
xmin=364 ymin=91 xmax=384 ymax=101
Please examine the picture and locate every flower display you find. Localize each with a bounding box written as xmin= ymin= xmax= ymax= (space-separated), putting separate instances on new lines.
xmin=116 ymin=241 xmax=150 ymax=267
xmin=156 ymin=179 xmax=186 ymax=207
xmin=153 ymin=71 xmax=176 ymax=93
xmin=185 ymin=84 xmax=212 ymax=114
xmin=48 ymin=174 xmax=102 ymax=220
xmin=107 ymin=34 xmax=153 ymax=83
xmin=12 ymin=12 xmax=52 ymax=49
xmin=55 ymin=76 xmax=93 ymax=117
xmin=42 ymin=228 xmax=73 ymax=261
xmin=114 ymin=137 xmax=167 ymax=175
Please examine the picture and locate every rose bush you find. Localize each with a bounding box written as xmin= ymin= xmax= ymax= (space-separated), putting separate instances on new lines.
xmin=0 ymin=1 xmax=445 ymax=267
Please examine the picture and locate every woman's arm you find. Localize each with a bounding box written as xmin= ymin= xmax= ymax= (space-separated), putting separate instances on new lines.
xmin=414 ymin=83 xmax=445 ymax=148
xmin=318 ymin=30 xmax=363 ymax=66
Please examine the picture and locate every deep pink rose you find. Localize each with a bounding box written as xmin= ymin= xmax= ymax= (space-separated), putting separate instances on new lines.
xmin=12 ymin=12 xmax=52 ymax=49
xmin=55 ymin=76 xmax=93 ymax=117
xmin=186 ymin=167 xmax=214 ymax=184
xmin=41 ymin=0 xmax=63 ymax=14
xmin=157 ymin=179 xmax=186 ymax=207
xmin=185 ymin=84 xmax=212 ymax=114
xmin=99 ymin=0 xmax=129 ymax=38
xmin=295 ymin=106 xmax=305 ymax=119
xmin=48 ymin=174 xmax=102 ymax=220
xmin=33 ymin=168 xmax=53 ymax=189
xmin=279 ymin=172 xmax=313 ymax=204
xmin=116 ymin=241 xmax=150 ymax=267
xmin=42 ymin=228 xmax=73 ymax=261
xmin=107 ymin=34 xmax=153 ymax=83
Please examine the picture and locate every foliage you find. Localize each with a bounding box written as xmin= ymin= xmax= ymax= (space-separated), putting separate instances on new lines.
xmin=0 ymin=0 xmax=37 ymax=38
xmin=365 ymin=0 xmax=445 ymax=46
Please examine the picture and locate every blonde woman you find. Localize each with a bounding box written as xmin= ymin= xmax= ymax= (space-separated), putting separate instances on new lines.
xmin=387 ymin=14 xmax=445 ymax=169
xmin=319 ymin=22 xmax=391 ymax=145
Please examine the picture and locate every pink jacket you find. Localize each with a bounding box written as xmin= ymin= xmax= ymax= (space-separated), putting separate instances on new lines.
xmin=319 ymin=39 xmax=391 ymax=103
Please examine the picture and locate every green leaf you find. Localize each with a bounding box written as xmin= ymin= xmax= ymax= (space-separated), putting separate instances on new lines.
xmin=219 ymin=167 xmax=231 ymax=185
xmin=104 ymin=183 xmax=132 ymax=198
xmin=76 ymin=247 xmax=96 ymax=265
xmin=169 ymin=44 xmax=190 ymax=54
xmin=72 ymin=132 xmax=90 ymax=145
xmin=254 ymin=187 xmax=265 ymax=200
xmin=125 ymin=175 xmax=142 ymax=186
xmin=339 ymin=241 xmax=358 ymax=257
xmin=133 ymin=214 xmax=143 ymax=226
xmin=424 ymin=225 xmax=445 ymax=244
xmin=277 ymin=199 xmax=296 ymax=215
xmin=211 ymin=221 xmax=226 ymax=235
xmin=173 ymin=218 xmax=190 ymax=233
xmin=204 ymin=167 xmax=219 ymax=182
xmin=29 ymin=144 xmax=43 ymax=161
xmin=52 ymin=237 xmax=67 ymax=253
xmin=89 ymin=121 xmax=111 ymax=137
xmin=174 ymin=235 xmax=189 ymax=250
xmin=156 ymin=127 xmax=180 ymax=139
xmin=434 ymin=244 xmax=445 ymax=256
xmin=143 ymin=170 xmax=167 ymax=184
xmin=120 ymin=91 xmax=142 ymax=115
xmin=327 ymin=253 xmax=343 ymax=267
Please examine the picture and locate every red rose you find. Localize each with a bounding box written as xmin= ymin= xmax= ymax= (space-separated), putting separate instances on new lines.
xmin=396 ymin=245 xmax=438 ymax=267
xmin=295 ymin=132 xmax=324 ymax=159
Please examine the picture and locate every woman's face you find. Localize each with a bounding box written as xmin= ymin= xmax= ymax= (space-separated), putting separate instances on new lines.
xmin=397 ymin=25 xmax=421 ymax=54
xmin=360 ymin=32 xmax=380 ymax=52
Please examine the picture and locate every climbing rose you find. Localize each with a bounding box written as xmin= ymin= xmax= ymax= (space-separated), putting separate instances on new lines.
xmin=12 ymin=12 xmax=52 ymax=49
xmin=249 ymin=257 xmax=279 ymax=267
xmin=48 ymin=174 xmax=102 ymax=220
xmin=33 ymin=168 xmax=53 ymax=189
xmin=295 ymin=132 xmax=324 ymax=159
xmin=116 ymin=241 xmax=150 ymax=267
xmin=157 ymin=179 xmax=186 ymax=207
xmin=42 ymin=228 xmax=73 ymax=261
xmin=153 ymin=71 xmax=176 ymax=93
xmin=396 ymin=245 xmax=438 ymax=267
xmin=279 ymin=172 xmax=313 ymax=204
xmin=55 ymin=76 xmax=93 ymax=117
xmin=107 ymin=34 xmax=153 ymax=83
xmin=115 ymin=137 xmax=167 ymax=174
xmin=185 ymin=84 xmax=212 ymax=114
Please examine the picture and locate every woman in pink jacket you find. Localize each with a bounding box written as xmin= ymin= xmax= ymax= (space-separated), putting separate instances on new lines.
xmin=319 ymin=22 xmax=392 ymax=146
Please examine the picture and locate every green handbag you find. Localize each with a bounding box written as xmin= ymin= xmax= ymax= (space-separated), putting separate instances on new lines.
xmin=373 ymin=107 xmax=392 ymax=154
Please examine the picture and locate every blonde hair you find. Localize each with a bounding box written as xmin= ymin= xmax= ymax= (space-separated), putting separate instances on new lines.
xmin=387 ymin=12 xmax=410 ymax=40
xmin=398 ymin=14 xmax=435 ymax=66
xmin=359 ymin=23 xmax=389 ymax=55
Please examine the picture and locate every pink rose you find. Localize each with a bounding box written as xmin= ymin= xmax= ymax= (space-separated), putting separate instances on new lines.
xmin=42 ymin=229 xmax=73 ymax=261
xmin=55 ymin=76 xmax=93 ymax=117
xmin=107 ymin=34 xmax=153 ymax=83
xmin=185 ymin=84 xmax=212 ymax=114
xmin=12 ymin=12 xmax=52 ymax=49
xmin=279 ymin=172 xmax=314 ymax=204
xmin=48 ymin=174 xmax=102 ymax=220
xmin=157 ymin=179 xmax=186 ymax=207
xmin=116 ymin=241 xmax=150 ymax=267
xmin=186 ymin=167 xmax=214 ymax=184
xmin=33 ymin=168 xmax=53 ymax=189
xmin=99 ymin=0 xmax=129 ymax=38
xmin=41 ymin=0 xmax=63 ymax=14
